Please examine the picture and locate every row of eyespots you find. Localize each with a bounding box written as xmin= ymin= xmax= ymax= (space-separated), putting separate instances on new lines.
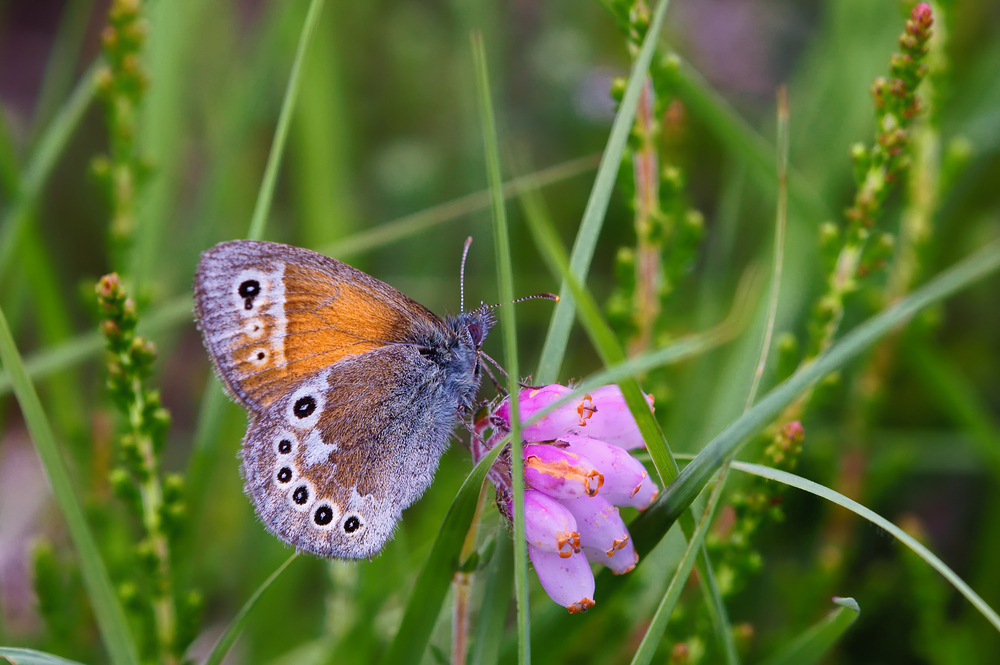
xmin=271 ymin=433 xmax=363 ymax=534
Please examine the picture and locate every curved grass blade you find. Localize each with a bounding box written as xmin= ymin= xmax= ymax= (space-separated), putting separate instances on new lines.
xmin=0 ymin=307 xmax=139 ymax=665
xmin=379 ymin=444 xmax=506 ymax=665
xmin=730 ymin=461 xmax=1000 ymax=633
xmin=0 ymin=647 xmax=88 ymax=665
xmin=535 ymin=0 xmax=673 ymax=384
xmin=317 ymin=155 xmax=598 ymax=260
xmin=201 ymin=552 xmax=300 ymax=665
xmin=758 ymin=597 xmax=860 ymax=665
xmin=471 ymin=31 xmax=530 ymax=664
xmin=245 ymin=0 xmax=327 ymax=242
xmin=628 ymin=238 xmax=1000 ymax=558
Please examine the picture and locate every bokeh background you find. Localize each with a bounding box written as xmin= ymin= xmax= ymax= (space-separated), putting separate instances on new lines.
xmin=1 ymin=0 xmax=1000 ymax=663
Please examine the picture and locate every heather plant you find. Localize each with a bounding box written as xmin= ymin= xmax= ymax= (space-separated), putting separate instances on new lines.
xmin=1 ymin=1 xmax=1000 ymax=665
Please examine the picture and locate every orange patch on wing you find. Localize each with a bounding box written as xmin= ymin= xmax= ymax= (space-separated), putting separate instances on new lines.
xmin=281 ymin=266 xmax=410 ymax=377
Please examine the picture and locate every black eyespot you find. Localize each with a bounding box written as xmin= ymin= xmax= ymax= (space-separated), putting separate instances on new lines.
xmin=292 ymin=485 xmax=309 ymax=505
xmin=344 ymin=516 xmax=361 ymax=533
xmin=239 ymin=280 xmax=260 ymax=298
xmin=314 ymin=505 xmax=333 ymax=526
xmin=257 ymin=351 xmax=265 ymax=360
xmin=239 ymin=279 xmax=261 ymax=310
xmin=468 ymin=322 xmax=482 ymax=346
xmin=277 ymin=467 xmax=292 ymax=483
xmin=277 ymin=439 xmax=292 ymax=454
xmin=293 ymin=395 xmax=317 ymax=419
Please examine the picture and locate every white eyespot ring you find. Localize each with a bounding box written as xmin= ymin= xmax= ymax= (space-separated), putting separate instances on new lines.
xmin=341 ymin=513 xmax=365 ymax=535
xmin=242 ymin=317 xmax=266 ymax=340
xmin=286 ymin=380 xmax=327 ymax=430
xmin=287 ymin=480 xmax=316 ymax=512
xmin=311 ymin=501 xmax=340 ymax=530
xmin=247 ymin=347 xmax=269 ymax=367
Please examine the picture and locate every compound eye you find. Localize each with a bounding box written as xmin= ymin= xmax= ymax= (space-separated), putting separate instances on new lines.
xmin=468 ymin=322 xmax=482 ymax=346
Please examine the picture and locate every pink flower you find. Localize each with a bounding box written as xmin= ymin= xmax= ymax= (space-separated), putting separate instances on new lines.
xmin=475 ymin=384 xmax=659 ymax=613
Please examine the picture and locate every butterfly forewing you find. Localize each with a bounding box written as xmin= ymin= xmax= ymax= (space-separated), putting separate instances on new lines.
xmin=241 ymin=345 xmax=461 ymax=558
xmin=194 ymin=240 xmax=448 ymax=412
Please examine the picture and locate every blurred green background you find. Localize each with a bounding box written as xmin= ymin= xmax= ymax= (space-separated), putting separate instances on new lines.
xmin=1 ymin=0 xmax=999 ymax=663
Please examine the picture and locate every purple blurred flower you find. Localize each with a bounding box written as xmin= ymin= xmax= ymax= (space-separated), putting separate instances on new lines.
xmin=474 ymin=384 xmax=659 ymax=614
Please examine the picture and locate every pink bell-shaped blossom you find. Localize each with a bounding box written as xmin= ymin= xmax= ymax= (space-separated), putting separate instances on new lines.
xmin=475 ymin=383 xmax=660 ymax=613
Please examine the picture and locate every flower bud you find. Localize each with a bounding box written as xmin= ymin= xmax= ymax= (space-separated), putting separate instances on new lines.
xmin=509 ymin=490 xmax=581 ymax=558
xmin=527 ymin=545 xmax=596 ymax=614
xmin=523 ymin=444 xmax=603 ymax=499
xmin=557 ymin=434 xmax=656 ymax=507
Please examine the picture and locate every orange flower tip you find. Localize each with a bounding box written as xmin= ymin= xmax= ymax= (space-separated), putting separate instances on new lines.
xmin=567 ymin=598 xmax=596 ymax=614
xmin=585 ymin=470 xmax=605 ymax=496
xmin=605 ymin=536 xmax=629 ymax=557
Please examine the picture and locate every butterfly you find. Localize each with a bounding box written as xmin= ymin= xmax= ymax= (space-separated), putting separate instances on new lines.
xmin=193 ymin=240 xmax=493 ymax=559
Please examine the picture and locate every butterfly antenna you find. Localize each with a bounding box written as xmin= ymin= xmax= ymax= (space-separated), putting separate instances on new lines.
xmin=473 ymin=292 xmax=560 ymax=313
xmin=460 ymin=236 xmax=474 ymax=313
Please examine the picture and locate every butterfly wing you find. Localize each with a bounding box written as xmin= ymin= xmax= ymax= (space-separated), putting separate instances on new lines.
xmin=194 ymin=240 xmax=448 ymax=412
xmin=240 ymin=344 xmax=465 ymax=559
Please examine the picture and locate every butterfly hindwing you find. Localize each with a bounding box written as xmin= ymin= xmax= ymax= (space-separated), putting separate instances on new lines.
xmin=194 ymin=240 xmax=448 ymax=412
xmin=240 ymin=344 xmax=462 ymax=558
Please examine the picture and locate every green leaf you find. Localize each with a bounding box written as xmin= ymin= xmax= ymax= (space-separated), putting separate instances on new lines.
xmin=535 ymin=0 xmax=674 ymax=384
xmin=629 ymin=239 xmax=1000 ymax=558
xmin=379 ymin=444 xmax=506 ymax=665
xmin=731 ymin=461 xmax=1000 ymax=633
xmin=0 ymin=307 xmax=139 ymax=665
xmin=202 ymin=553 xmax=300 ymax=665
xmin=758 ymin=597 xmax=860 ymax=665
xmin=0 ymin=647 xmax=89 ymax=665
xmin=471 ymin=31 xmax=530 ymax=664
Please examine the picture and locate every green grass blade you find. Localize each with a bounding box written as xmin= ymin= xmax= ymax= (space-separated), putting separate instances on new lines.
xmin=245 ymin=0 xmax=327 ymax=242
xmin=520 ymin=187 xmax=678 ymax=484
xmin=470 ymin=534 xmax=514 ymax=665
xmin=0 ymin=61 xmax=99 ymax=280
xmin=201 ymin=553 xmax=300 ymax=665
xmin=380 ymin=444 xmax=506 ymax=665
xmin=535 ymin=0 xmax=672 ymax=384
xmin=316 ymin=155 xmax=598 ymax=259
xmin=730 ymin=460 xmax=1000 ymax=633
xmin=629 ymin=238 xmax=1000 ymax=558
xmin=630 ymin=476 xmax=726 ymax=665
xmin=471 ymin=31 xmax=529 ymax=664
xmin=0 ymin=308 xmax=139 ymax=665
xmin=758 ymin=597 xmax=860 ymax=665
xmin=0 ymin=295 xmax=192 ymax=397
xmin=519 ymin=157 xmax=740 ymax=662
xmin=0 ymin=647 xmax=89 ymax=665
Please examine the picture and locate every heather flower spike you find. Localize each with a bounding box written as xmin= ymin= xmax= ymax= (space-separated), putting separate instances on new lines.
xmin=476 ymin=383 xmax=659 ymax=612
